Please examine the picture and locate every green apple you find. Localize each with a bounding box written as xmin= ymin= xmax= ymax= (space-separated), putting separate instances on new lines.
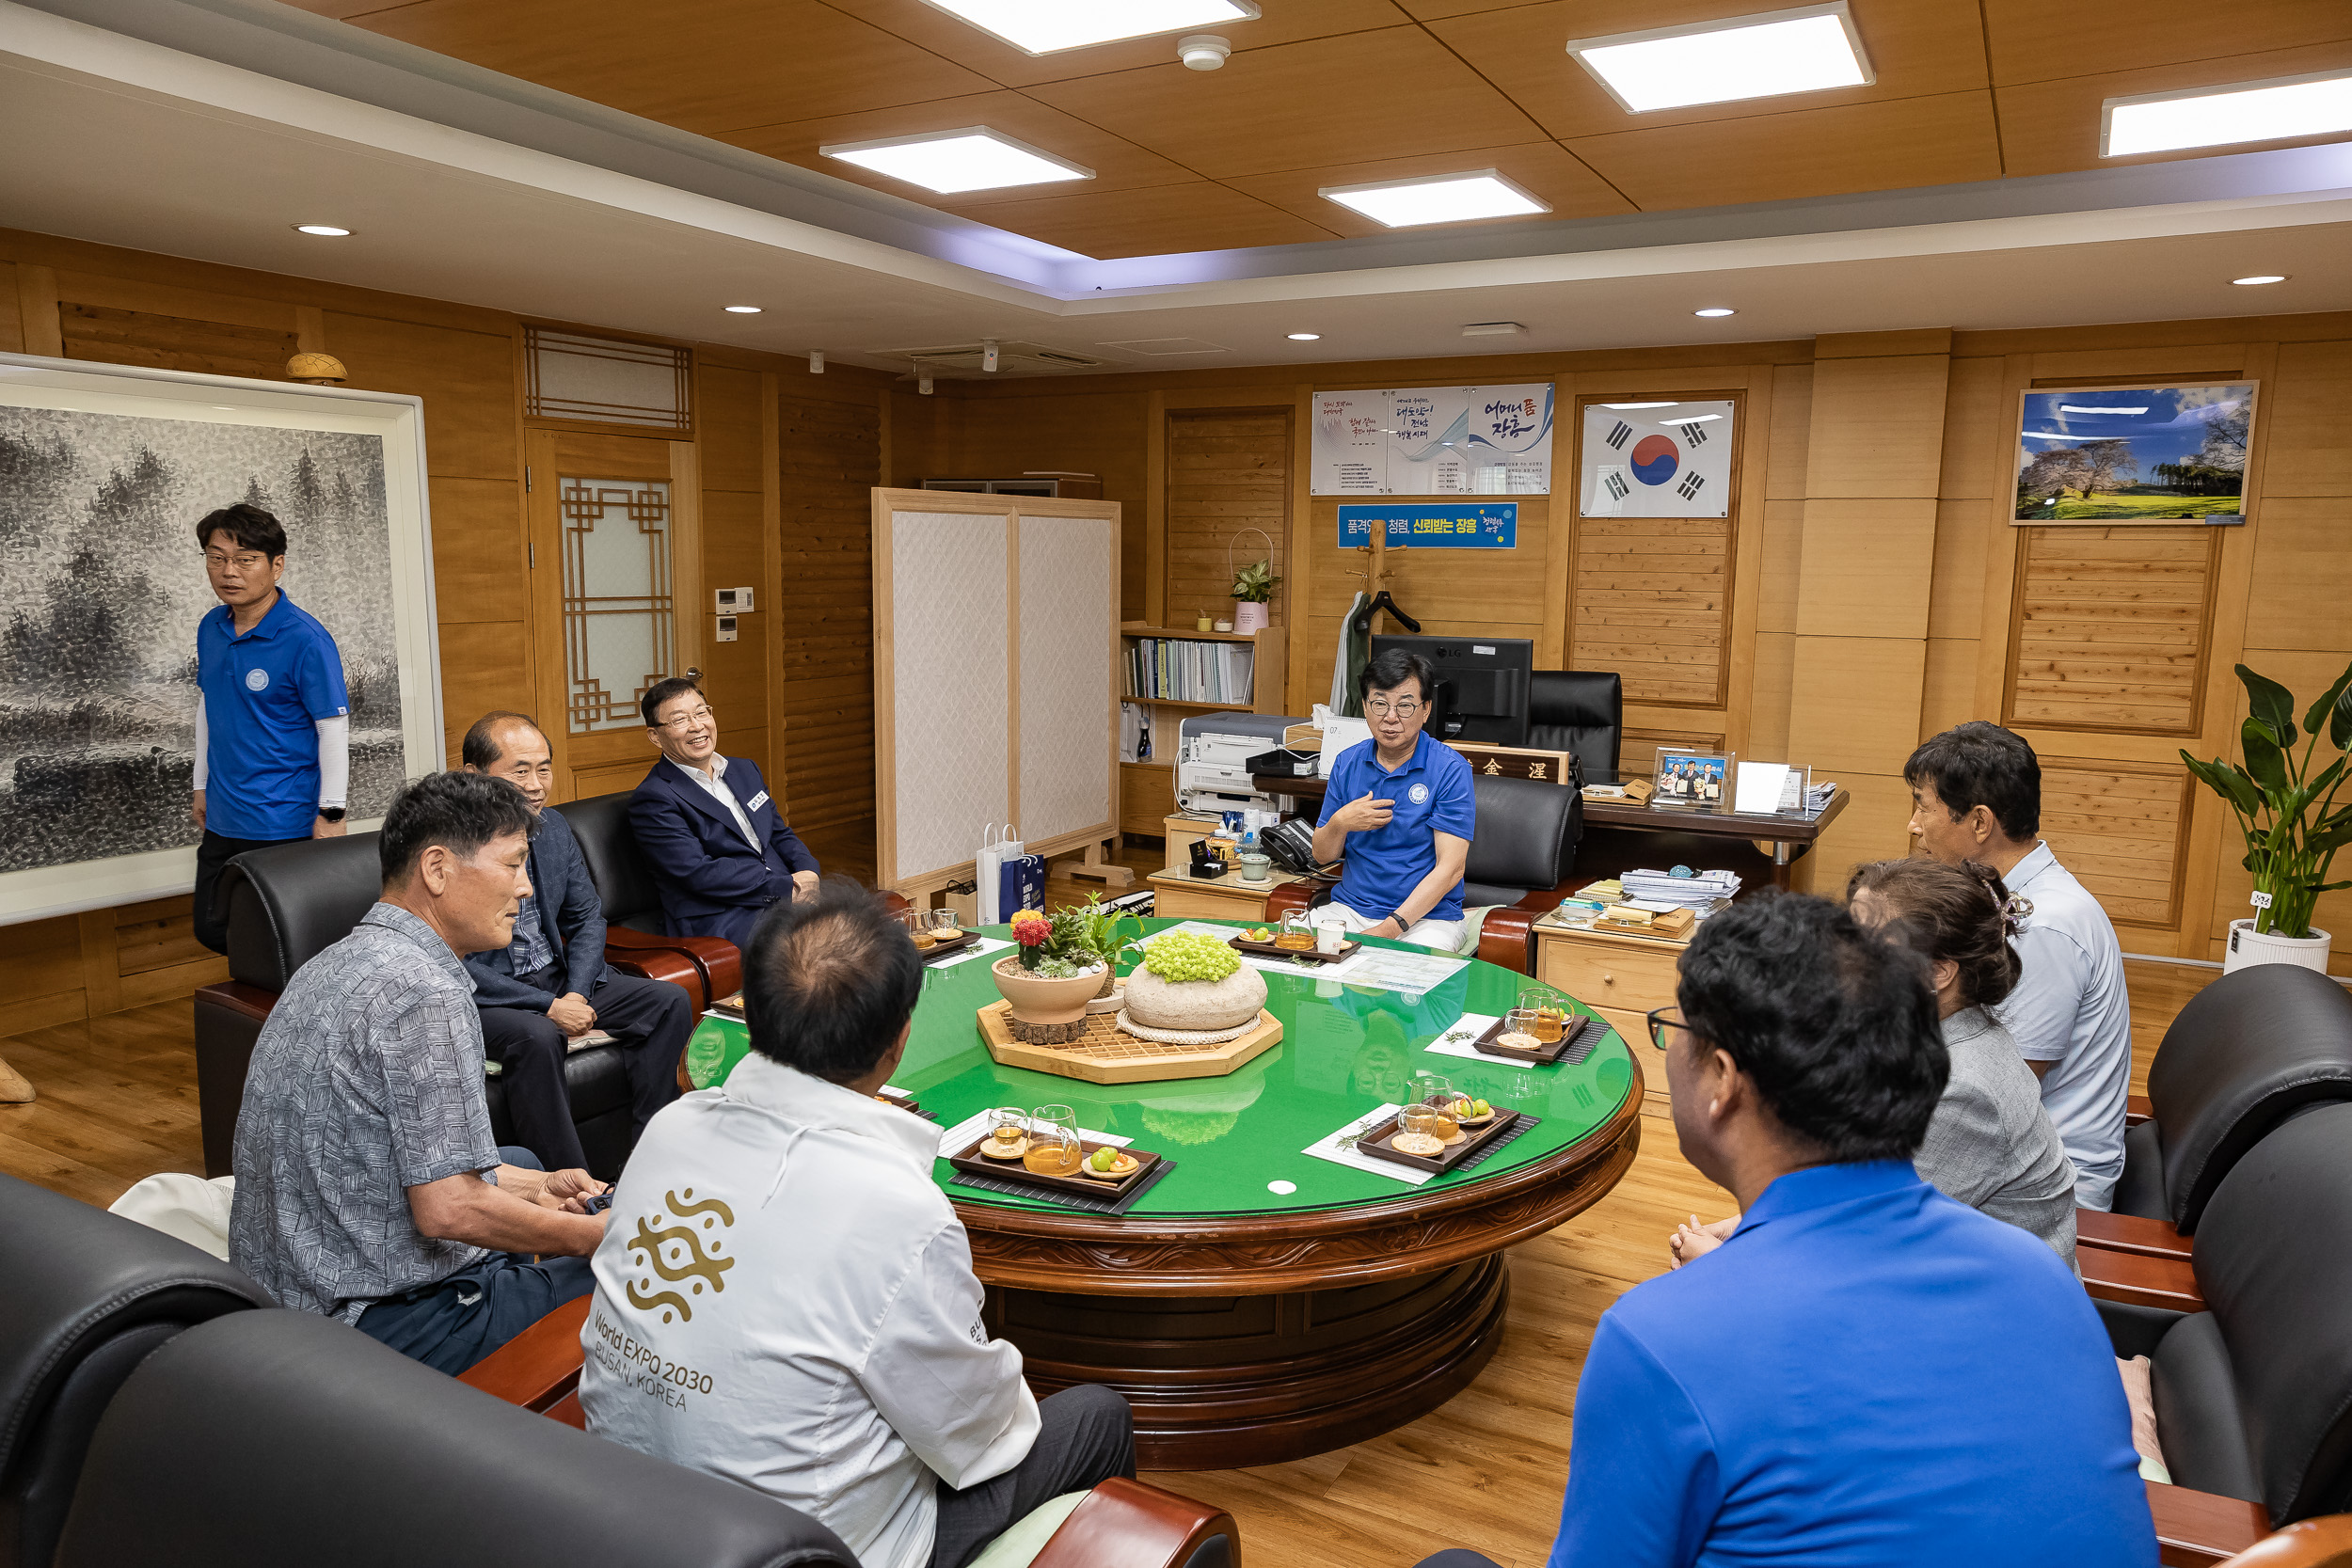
xmin=1089 ymin=1147 xmax=1118 ymax=1172
xmin=1472 ymin=1099 xmax=1492 ymax=1117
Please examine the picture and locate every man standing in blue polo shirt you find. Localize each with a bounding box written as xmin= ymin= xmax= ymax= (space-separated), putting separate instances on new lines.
xmin=190 ymin=502 xmax=352 ymax=954
xmin=1310 ymin=648 xmax=1475 ymax=952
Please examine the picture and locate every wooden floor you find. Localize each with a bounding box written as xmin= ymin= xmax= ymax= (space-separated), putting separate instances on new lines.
xmin=0 ymin=843 xmax=2225 ymax=1567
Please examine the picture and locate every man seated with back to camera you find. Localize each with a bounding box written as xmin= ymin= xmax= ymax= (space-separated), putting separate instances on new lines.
xmin=580 ymin=881 xmax=1135 ymax=1568
xmin=1310 ymin=648 xmax=1476 ymax=952
xmin=1414 ymin=894 xmax=2153 ymax=1568
xmin=1670 ymin=857 xmax=2079 ymax=1270
xmin=628 ymin=676 xmax=821 ymax=951
xmin=1905 ymin=721 xmax=2131 ymax=1210
xmin=230 ymin=771 xmax=610 ymax=1374
xmin=461 ymin=710 xmax=691 ymax=1170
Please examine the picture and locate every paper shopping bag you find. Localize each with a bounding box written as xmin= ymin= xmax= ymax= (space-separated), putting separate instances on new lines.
xmin=997 ymin=851 xmax=1046 ymax=921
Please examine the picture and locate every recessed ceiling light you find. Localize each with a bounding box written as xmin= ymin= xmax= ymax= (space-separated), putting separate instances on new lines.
xmin=1602 ymin=402 xmax=1677 ymax=409
xmin=293 ymin=224 xmax=351 ymax=236
xmin=914 ymin=0 xmax=1260 ymax=55
xmin=2231 ymin=275 xmax=2289 ymax=286
xmin=1286 ymin=332 xmax=1321 ymax=341
xmin=1565 ymin=1 xmax=1873 ymax=114
xmin=2103 ymin=71 xmax=2352 ymax=157
xmin=724 ymin=305 xmax=763 ymax=313
xmin=1694 ymin=308 xmax=1737 ymax=318
xmin=820 ymin=128 xmax=1093 ymax=195
xmin=1320 ymin=170 xmax=1549 ymax=229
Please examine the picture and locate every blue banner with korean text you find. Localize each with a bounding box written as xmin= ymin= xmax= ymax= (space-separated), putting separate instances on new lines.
xmin=1338 ymin=502 xmax=1518 ymax=550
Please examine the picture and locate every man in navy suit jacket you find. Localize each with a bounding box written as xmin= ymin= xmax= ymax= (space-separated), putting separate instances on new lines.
xmin=628 ymin=677 xmax=819 ymax=951
xmin=461 ymin=713 xmax=691 ymax=1171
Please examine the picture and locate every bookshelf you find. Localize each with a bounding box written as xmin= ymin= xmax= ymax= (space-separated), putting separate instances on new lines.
xmin=1118 ymin=623 xmax=1288 ymax=836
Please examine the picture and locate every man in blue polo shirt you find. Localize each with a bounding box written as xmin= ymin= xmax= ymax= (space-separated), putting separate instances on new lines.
xmin=1413 ymin=893 xmax=2154 ymax=1568
xmin=190 ymin=502 xmax=352 ymax=954
xmin=1310 ymin=648 xmax=1475 ymax=952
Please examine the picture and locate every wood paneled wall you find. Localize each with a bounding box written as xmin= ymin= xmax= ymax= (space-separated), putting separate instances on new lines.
xmin=906 ymin=313 xmax=2352 ymax=974
xmin=0 ymin=228 xmax=893 ymax=1034
xmin=1164 ymin=407 xmax=1291 ymax=627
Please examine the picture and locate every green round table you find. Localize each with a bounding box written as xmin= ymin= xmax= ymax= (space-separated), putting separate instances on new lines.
xmin=683 ymin=918 xmax=1644 ymax=1467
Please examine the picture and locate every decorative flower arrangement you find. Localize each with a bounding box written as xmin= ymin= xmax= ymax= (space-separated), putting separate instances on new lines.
xmin=1010 ymin=909 xmax=1052 ymax=970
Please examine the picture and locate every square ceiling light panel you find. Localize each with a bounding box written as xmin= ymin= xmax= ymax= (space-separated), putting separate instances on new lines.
xmin=1565 ymin=1 xmax=1874 ymax=115
xmin=916 ymin=0 xmax=1260 ymax=55
xmin=2102 ymin=71 xmax=2352 ymax=157
xmin=820 ymin=129 xmax=1094 ymax=195
xmin=1320 ymin=170 xmax=1550 ymax=229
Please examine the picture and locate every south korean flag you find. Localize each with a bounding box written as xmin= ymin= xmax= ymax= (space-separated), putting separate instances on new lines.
xmin=1578 ymin=399 xmax=1735 ymax=519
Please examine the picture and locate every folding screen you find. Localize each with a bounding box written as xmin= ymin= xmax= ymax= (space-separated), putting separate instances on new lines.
xmin=868 ymin=488 xmax=1120 ymax=895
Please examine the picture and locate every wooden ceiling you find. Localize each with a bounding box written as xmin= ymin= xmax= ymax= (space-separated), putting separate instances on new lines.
xmin=283 ymin=0 xmax=2352 ymax=259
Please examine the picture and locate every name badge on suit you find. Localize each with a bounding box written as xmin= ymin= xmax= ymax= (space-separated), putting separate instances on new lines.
xmin=747 ymin=790 xmax=770 ymax=813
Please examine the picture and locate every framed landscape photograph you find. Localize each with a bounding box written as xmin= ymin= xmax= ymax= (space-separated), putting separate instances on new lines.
xmin=2012 ymin=382 xmax=2257 ymax=523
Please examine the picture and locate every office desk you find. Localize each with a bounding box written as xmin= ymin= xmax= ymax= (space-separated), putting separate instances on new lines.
xmin=1253 ymin=773 xmax=1849 ymax=889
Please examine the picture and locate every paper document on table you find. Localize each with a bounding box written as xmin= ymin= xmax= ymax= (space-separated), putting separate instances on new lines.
xmin=1302 ymin=1102 xmax=1431 ymax=1185
xmin=1733 ymin=762 xmax=1790 ymax=816
xmin=928 ymin=936 xmax=1014 ymax=970
xmin=1341 ymin=947 xmax=1470 ymax=996
xmin=1423 ymin=1014 xmax=1515 ymax=1064
xmin=934 ymin=1109 xmax=1132 ymax=1160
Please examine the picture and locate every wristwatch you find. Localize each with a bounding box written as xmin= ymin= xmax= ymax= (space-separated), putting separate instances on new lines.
xmin=318 ymin=806 xmax=347 ymax=823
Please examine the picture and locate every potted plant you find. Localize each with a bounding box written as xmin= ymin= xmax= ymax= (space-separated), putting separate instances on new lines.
xmin=1048 ymin=894 xmax=1141 ymax=1001
xmin=992 ymin=909 xmax=1107 ymax=1024
xmin=2180 ymin=659 xmax=2352 ymax=974
xmin=1229 ymin=557 xmax=1280 ymax=635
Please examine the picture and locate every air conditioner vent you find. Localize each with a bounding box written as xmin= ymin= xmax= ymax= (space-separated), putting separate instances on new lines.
xmin=880 ymin=341 xmax=1106 ymax=375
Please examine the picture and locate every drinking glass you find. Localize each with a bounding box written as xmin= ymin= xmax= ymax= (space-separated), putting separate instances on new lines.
xmin=1414 ymin=1074 xmax=1462 ymax=1142
xmin=1517 ymin=988 xmax=1566 ymax=1041
xmin=984 ymin=1106 xmax=1029 ymax=1159
xmin=930 ymin=908 xmax=963 ymax=942
xmin=1025 ymin=1104 xmax=1082 ymax=1176
xmin=904 ymin=909 xmax=936 ymax=949
xmin=1503 ymin=1006 xmax=1547 ymax=1042
xmin=1276 ymin=911 xmax=1318 ymax=951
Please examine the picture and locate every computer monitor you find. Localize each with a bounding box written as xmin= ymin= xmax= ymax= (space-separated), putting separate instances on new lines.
xmin=1369 ymin=634 xmax=1534 ymax=747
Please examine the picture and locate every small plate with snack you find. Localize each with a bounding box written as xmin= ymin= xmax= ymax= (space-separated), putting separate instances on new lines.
xmin=1228 ymin=927 xmax=1359 ymax=965
xmin=946 ymin=1133 xmax=1163 ymax=1199
xmin=1463 ymin=1009 xmax=1600 ymax=1066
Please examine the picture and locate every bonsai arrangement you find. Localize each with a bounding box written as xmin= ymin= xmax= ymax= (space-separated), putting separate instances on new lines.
xmin=1120 ymin=929 xmax=1268 ymax=1042
xmin=2181 ymin=658 xmax=2352 ymax=972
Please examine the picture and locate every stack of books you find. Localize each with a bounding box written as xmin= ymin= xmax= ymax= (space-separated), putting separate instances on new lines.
xmin=1622 ymin=868 xmax=1742 ymax=909
xmin=1125 ymin=638 xmax=1255 ymax=705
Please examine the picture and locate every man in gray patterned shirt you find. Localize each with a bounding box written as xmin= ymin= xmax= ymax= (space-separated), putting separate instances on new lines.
xmin=230 ymin=770 xmax=611 ymax=1374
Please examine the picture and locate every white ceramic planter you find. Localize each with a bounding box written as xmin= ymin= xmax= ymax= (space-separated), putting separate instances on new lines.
xmin=2222 ymin=918 xmax=2333 ymax=975
xmin=1232 ymin=600 xmax=1270 ymax=634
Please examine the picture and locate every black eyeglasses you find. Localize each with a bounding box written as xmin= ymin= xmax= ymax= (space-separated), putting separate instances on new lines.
xmin=1646 ymin=1006 xmax=1699 ymax=1053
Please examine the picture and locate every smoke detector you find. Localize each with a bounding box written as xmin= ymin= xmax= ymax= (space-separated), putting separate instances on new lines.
xmin=1178 ymin=34 xmax=1231 ymax=70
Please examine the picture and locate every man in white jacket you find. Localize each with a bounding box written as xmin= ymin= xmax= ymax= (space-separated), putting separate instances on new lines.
xmin=579 ymin=881 xmax=1134 ymax=1568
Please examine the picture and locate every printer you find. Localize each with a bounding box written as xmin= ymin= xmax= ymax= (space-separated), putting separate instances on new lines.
xmin=1176 ymin=712 xmax=1299 ymax=815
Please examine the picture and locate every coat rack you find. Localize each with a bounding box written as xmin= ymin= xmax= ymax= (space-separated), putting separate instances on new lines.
xmin=1347 ymin=529 xmax=1420 ymax=637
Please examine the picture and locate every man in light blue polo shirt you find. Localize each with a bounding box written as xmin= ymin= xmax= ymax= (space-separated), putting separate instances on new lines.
xmin=1311 ymin=648 xmax=1475 ymax=952
xmin=1905 ymin=721 xmax=2132 ymax=1210
xmin=190 ymin=502 xmax=352 ymax=953
xmin=1411 ymin=895 xmax=2154 ymax=1568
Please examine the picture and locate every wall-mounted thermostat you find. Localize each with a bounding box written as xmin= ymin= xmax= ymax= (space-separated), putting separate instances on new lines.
xmin=715 ymin=615 xmax=739 ymax=643
xmin=715 ymin=586 xmax=755 ymax=614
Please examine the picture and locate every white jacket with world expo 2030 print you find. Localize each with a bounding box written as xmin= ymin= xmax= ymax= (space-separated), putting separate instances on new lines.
xmin=578 ymin=1050 xmax=1041 ymax=1568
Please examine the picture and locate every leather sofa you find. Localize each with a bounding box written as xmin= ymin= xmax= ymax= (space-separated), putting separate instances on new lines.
xmin=2079 ymin=966 xmax=2352 ymax=1273
xmin=1265 ymin=772 xmax=1581 ymax=973
xmin=190 ymin=821 xmax=723 ymax=1180
xmin=1526 ymin=670 xmax=1622 ymax=784
xmin=0 ymin=1172 xmax=269 ymax=1568
xmin=561 ymin=790 xmax=742 ymax=1006
xmin=51 ymin=1310 xmax=866 ymax=1568
xmin=2096 ymin=1102 xmax=2352 ymax=1538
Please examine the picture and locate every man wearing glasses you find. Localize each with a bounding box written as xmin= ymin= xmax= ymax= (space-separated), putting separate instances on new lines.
xmin=628 ymin=676 xmax=819 ymax=950
xmin=1414 ymin=895 xmax=2152 ymax=1568
xmin=189 ymin=502 xmax=352 ymax=954
xmin=1310 ymin=648 xmax=1475 ymax=952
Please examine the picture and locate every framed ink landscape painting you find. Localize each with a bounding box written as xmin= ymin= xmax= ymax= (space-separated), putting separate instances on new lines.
xmin=0 ymin=354 xmax=442 ymax=924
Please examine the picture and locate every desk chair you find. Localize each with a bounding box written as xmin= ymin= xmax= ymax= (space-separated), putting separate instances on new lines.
xmin=1527 ymin=671 xmax=1622 ymax=784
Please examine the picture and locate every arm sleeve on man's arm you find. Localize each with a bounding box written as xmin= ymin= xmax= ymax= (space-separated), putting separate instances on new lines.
xmin=1432 ymin=757 xmax=1476 ymax=841
xmin=555 ymin=829 xmax=609 ymax=995
xmin=772 ymin=820 xmax=820 ymax=875
xmin=860 ymin=1226 xmax=1041 ymax=1491
xmin=376 ymin=1001 xmax=502 ymax=1189
xmin=1545 ymin=1314 xmax=1722 ymax=1568
xmin=193 ymin=694 xmax=209 ymax=791
xmin=314 ymin=715 xmax=349 ymax=808
xmin=2002 ymin=926 xmax=2090 ymax=1064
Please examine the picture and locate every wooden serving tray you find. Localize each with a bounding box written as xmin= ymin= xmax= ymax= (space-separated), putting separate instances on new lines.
xmin=976 ymin=1000 xmax=1280 ymax=1085
xmin=914 ymin=929 xmax=979 ymax=962
xmin=946 ymin=1134 xmax=1162 ymax=1200
xmin=1464 ymin=1012 xmax=1600 ymax=1066
xmin=1228 ymin=932 xmax=1360 ymax=965
xmin=1353 ymin=1108 xmax=1524 ymax=1175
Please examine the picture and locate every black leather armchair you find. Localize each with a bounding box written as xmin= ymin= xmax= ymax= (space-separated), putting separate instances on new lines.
xmin=1527 ymin=670 xmax=1622 ymax=784
xmin=2104 ymin=965 xmax=2352 ymax=1239
xmin=2096 ymin=1102 xmax=2352 ymax=1531
xmin=51 ymin=1310 xmax=863 ymax=1568
xmin=189 ymin=826 xmax=712 ymax=1180
xmin=1266 ymin=773 xmax=1581 ymax=973
xmin=0 ymin=1172 xmax=268 ymax=1568
xmin=561 ymin=791 xmax=742 ymax=1006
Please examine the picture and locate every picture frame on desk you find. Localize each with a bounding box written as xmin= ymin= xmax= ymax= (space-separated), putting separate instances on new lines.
xmin=1650 ymin=748 xmax=1732 ymax=812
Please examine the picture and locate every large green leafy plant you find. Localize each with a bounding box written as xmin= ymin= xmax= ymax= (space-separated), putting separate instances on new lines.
xmin=1229 ymin=558 xmax=1281 ymax=604
xmin=1046 ymin=893 xmax=1141 ymax=973
xmin=2181 ymin=660 xmax=2352 ymax=940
